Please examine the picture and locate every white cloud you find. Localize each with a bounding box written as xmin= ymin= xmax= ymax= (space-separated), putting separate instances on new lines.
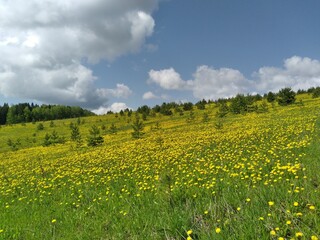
xmin=148 ymin=68 xmax=193 ymax=90
xmin=142 ymin=91 xmax=158 ymax=99
xmin=93 ymin=102 xmax=131 ymax=115
xmin=192 ymin=65 xmax=250 ymax=99
xmin=0 ymin=0 xmax=157 ymax=108
xmin=149 ymin=56 xmax=320 ymax=100
xmin=255 ymin=56 xmax=320 ymax=92
xmin=148 ymin=66 xmax=250 ymax=100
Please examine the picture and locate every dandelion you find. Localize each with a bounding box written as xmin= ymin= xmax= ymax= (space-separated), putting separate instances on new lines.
xmin=270 ymin=230 xmax=276 ymax=236
xmin=237 ymin=207 xmax=241 ymax=211
xmin=278 ymin=237 xmax=285 ymax=240
xmin=286 ymin=220 xmax=291 ymax=225
xmin=187 ymin=230 xmax=193 ymax=235
xmin=246 ymin=198 xmax=251 ymax=202
xmin=215 ymin=227 xmax=221 ymax=234
xmin=309 ymin=205 xmax=315 ymax=210
xmin=51 ymin=219 xmax=57 ymax=223
xmin=293 ymin=202 xmax=299 ymax=207
xmin=295 ymin=232 xmax=303 ymax=237
xmin=187 ymin=236 xmax=192 ymax=240
xmin=311 ymin=236 xmax=318 ymax=240
xmin=268 ymin=201 xmax=275 ymax=206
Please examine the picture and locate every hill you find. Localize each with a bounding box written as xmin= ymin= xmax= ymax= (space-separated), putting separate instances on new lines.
xmin=0 ymin=93 xmax=319 ymax=239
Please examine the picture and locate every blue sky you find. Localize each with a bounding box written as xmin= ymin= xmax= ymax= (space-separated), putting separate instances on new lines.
xmin=0 ymin=0 xmax=320 ymax=113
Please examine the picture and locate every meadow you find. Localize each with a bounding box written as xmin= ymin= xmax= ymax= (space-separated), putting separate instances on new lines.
xmin=0 ymin=95 xmax=319 ymax=239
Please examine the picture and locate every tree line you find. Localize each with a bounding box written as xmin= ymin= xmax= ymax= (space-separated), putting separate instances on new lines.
xmin=0 ymin=103 xmax=94 ymax=125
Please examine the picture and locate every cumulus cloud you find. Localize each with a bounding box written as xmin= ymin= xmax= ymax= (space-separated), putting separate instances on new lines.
xmin=255 ymin=56 xmax=320 ymax=92
xmin=142 ymin=91 xmax=158 ymax=100
xmin=149 ymin=56 xmax=320 ymax=100
xmin=93 ymin=102 xmax=131 ymax=115
xmin=192 ymin=66 xmax=250 ymax=99
xmin=148 ymin=68 xmax=193 ymax=90
xmin=148 ymin=66 xmax=250 ymax=99
xmin=0 ymin=0 xmax=157 ymax=108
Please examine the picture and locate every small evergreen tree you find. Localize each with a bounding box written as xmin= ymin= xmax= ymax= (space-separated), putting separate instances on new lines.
xmin=277 ymin=88 xmax=296 ymax=106
xmin=131 ymin=116 xmax=144 ymax=139
xmin=70 ymin=124 xmax=82 ymax=144
xmin=266 ymin=91 xmax=276 ymax=102
xmin=87 ymin=125 xmax=104 ymax=146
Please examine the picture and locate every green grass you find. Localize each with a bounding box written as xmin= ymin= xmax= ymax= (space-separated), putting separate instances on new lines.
xmin=0 ymin=96 xmax=319 ymax=239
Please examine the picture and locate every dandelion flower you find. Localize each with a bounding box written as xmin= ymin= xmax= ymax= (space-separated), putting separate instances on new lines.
xmin=187 ymin=230 xmax=193 ymax=235
xmin=215 ymin=227 xmax=221 ymax=234
xmin=270 ymin=230 xmax=276 ymax=236
xmin=268 ymin=201 xmax=275 ymax=206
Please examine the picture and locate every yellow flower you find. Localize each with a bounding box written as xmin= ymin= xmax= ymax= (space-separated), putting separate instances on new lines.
xmin=258 ymin=217 xmax=264 ymax=221
xmin=215 ymin=227 xmax=221 ymax=234
xmin=246 ymin=198 xmax=251 ymax=202
xmin=237 ymin=207 xmax=241 ymax=211
xmin=51 ymin=219 xmax=57 ymax=223
xmin=187 ymin=236 xmax=192 ymax=240
xmin=294 ymin=202 xmax=299 ymax=207
xmin=309 ymin=205 xmax=315 ymax=210
xmin=270 ymin=230 xmax=276 ymax=236
xmin=286 ymin=220 xmax=291 ymax=225
xmin=204 ymin=210 xmax=209 ymax=215
xmin=278 ymin=237 xmax=285 ymax=240
xmin=268 ymin=201 xmax=275 ymax=206
xmin=295 ymin=232 xmax=303 ymax=237
xmin=187 ymin=230 xmax=193 ymax=235
xmin=0 ymin=229 xmax=3 ymax=233
xmin=311 ymin=236 xmax=318 ymax=240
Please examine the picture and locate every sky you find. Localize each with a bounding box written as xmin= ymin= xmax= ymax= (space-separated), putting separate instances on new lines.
xmin=0 ymin=0 xmax=320 ymax=114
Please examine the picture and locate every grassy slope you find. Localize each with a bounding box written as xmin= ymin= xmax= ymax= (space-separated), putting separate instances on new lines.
xmin=0 ymin=95 xmax=319 ymax=239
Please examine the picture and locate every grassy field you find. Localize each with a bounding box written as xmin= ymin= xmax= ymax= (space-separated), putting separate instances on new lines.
xmin=0 ymin=95 xmax=319 ymax=239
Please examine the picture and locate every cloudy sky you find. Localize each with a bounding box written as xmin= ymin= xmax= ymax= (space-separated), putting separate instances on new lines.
xmin=1 ymin=0 xmax=320 ymax=113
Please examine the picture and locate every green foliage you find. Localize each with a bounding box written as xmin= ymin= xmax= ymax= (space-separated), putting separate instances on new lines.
xmin=87 ymin=125 xmax=104 ymax=146
xmin=230 ymin=94 xmax=248 ymax=114
xmin=50 ymin=121 xmax=55 ymax=127
xmin=266 ymin=91 xmax=276 ymax=102
xmin=186 ymin=110 xmax=195 ymax=123
xmin=277 ymin=88 xmax=296 ymax=106
xmin=109 ymin=123 xmax=117 ymax=134
xmin=43 ymin=131 xmax=65 ymax=146
xmin=70 ymin=124 xmax=81 ymax=144
xmin=202 ymin=112 xmax=210 ymax=122
xmin=312 ymin=87 xmax=320 ymax=98
xmin=216 ymin=102 xmax=229 ymax=118
xmin=7 ymin=138 xmax=21 ymax=151
xmin=131 ymin=117 xmax=144 ymax=139
xmin=37 ymin=123 xmax=44 ymax=131
xmin=183 ymin=102 xmax=193 ymax=111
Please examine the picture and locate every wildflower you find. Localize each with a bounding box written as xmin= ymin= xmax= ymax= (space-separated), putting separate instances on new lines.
xmin=278 ymin=237 xmax=285 ymax=240
xmin=258 ymin=217 xmax=264 ymax=221
xmin=295 ymin=232 xmax=303 ymax=237
xmin=237 ymin=207 xmax=241 ymax=211
xmin=309 ymin=205 xmax=315 ymax=210
xmin=293 ymin=202 xmax=299 ymax=207
xmin=286 ymin=220 xmax=291 ymax=225
xmin=187 ymin=230 xmax=193 ymax=235
xmin=311 ymin=236 xmax=318 ymax=240
xmin=187 ymin=236 xmax=192 ymax=240
xmin=268 ymin=201 xmax=275 ymax=206
xmin=215 ymin=227 xmax=221 ymax=234
xmin=204 ymin=210 xmax=209 ymax=215
xmin=51 ymin=219 xmax=57 ymax=223
xmin=246 ymin=198 xmax=251 ymax=202
xmin=270 ymin=230 xmax=276 ymax=236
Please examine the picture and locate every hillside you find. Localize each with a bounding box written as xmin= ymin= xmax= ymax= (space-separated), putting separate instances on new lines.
xmin=0 ymin=94 xmax=319 ymax=239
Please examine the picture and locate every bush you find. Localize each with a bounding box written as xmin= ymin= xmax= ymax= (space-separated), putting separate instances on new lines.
xmin=277 ymin=88 xmax=296 ymax=106
xmin=87 ymin=125 xmax=104 ymax=146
